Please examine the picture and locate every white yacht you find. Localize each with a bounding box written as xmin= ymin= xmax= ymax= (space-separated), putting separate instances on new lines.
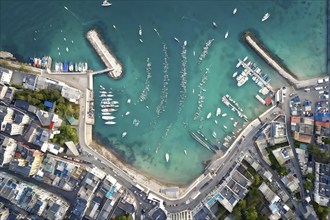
xmin=139 ymin=25 xmax=142 ymax=36
xmin=102 ymin=116 xmax=115 ymax=120
xmin=233 ymin=8 xmax=237 ymax=15
xmin=184 ymin=41 xmax=187 ymax=46
xmin=225 ymin=31 xmax=229 ymax=39
xmin=262 ymin=13 xmax=270 ymax=22
xmin=207 ymin=112 xmax=212 ymax=119
xmin=105 ymin=121 xmax=116 ymax=125
xmin=102 ymin=0 xmax=112 ymax=7
xmin=212 ymin=22 xmax=218 ymax=28
xmin=222 ymin=113 xmax=227 ymax=117
xmin=127 ymin=99 xmax=131 ymax=104
xmin=233 ymin=71 xmax=238 ymax=78
xmin=122 ymin=132 xmax=127 ymax=138
xmin=237 ymin=76 xmax=249 ymax=87
xmin=216 ymin=108 xmax=221 ymax=116
xmin=165 ymin=153 xmax=170 ymax=162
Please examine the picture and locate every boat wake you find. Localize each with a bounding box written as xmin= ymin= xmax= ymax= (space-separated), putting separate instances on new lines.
xmin=156 ymin=43 xmax=170 ymax=116
xmin=179 ymin=41 xmax=188 ymax=113
xmin=63 ymin=6 xmax=82 ymax=23
xmin=139 ymin=58 xmax=152 ymax=102
xmin=198 ymin=39 xmax=214 ymax=64
xmin=162 ymin=123 xmax=172 ymax=140
xmin=194 ymin=68 xmax=209 ymax=120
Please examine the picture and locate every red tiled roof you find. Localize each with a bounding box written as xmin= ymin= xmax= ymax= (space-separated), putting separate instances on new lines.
xmin=291 ymin=116 xmax=300 ymax=123
xmin=315 ymin=121 xmax=330 ymax=128
xmin=264 ymin=96 xmax=272 ymax=106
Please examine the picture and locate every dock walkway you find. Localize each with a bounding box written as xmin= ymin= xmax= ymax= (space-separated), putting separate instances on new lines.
xmin=244 ymin=32 xmax=324 ymax=89
xmin=237 ymin=59 xmax=275 ymax=93
xmin=86 ymin=29 xmax=123 ymax=79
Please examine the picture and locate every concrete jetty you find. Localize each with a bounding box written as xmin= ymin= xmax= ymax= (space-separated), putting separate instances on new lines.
xmin=86 ymin=29 xmax=123 ymax=79
xmin=243 ymin=31 xmax=325 ymax=89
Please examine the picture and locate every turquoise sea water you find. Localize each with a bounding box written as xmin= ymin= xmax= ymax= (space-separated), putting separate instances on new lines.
xmin=1 ymin=0 xmax=327 ymax=185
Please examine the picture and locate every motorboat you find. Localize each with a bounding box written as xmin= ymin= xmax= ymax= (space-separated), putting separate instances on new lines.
xmin=222 ymin=113 xmax=227 ymax=117
xmin=212 ymin=22 xmax=217 ymax=28
xmin=139 ymin=39 xmax=143 ymax=43
xmin=125 ymin=111 xmax=130 ymax=116
xmin=139 ymin=25 xmax=142 ymax=36
xmin=212 ymin=131 xmax=217 ymax=138
xmin=233 ymin=8 xmax=237 ymax=15
xmin=101 ymin=108 xmax=117 ymax=113
xmin=216 ymin=107 xmax=221 ymax=116
xmin=230 ymin=117 xmax=234 ymax=120
xmin=66 ymin=47 xmax=69 ymax=52
xmin=174 ymin=37 xmax=179 ymax=43
xmin=127 ymin=99 xmax=131 ymax=104
xmin=184 ymin=41 xmax=187 ymax=46
xmin=237 ymin=76 xmax=249 ymax=87
xmin=192 ymin=89 xmax=195 ymax=94
xmin=122 ymin=132 xmax=127 ymax=138
xmin=214 ymin=120 xmax=218 ymax=124
xmin=225 ymin=31 xmax=229 ymax=39
xmin=207 ymin=112 xmax=212 ymax=119
xmin=193 ymin=51 xmax=196 ymax=56
xmin=184 ymin=150 xmax=187 ymax=155
xmin=64 ymin=6 xmax=68 ymax=10
xmin=113 ymin=25 xmax=116 ymax=30
xmin=105 ymin=121 xmax=116 ymax=125
xmin=233 ymin=71 xmax=238 ymax=78
xmin=102 ymin=0 xmax=112 ymax=7
xmin=223 ymin=125 xmax=227 ymax=129
xmin=102 ymin=112 xmax=112 ymax=115
xmin=243 ymin=56 xmax=248 ymax=62
xmin=262 ymin=13 xmax=270 ymax=22
xmin=102 ymin=116 xmax=115 ymax=120
xmin=165 ymin=153 xmax=170 ymax=162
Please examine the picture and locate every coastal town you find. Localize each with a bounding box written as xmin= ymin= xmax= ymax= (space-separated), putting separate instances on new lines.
xmin=0 ymin=1 xmax=330 ymax=220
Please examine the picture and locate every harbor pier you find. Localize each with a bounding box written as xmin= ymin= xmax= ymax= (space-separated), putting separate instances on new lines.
xmin=243 ymin=31 xmax=325 ymax=89
xmin=86 ymin=29 xmax=123 ymax=79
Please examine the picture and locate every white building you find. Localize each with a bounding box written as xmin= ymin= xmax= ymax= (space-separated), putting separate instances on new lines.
xmin=0 ymin=68 xmax=13 ymax=84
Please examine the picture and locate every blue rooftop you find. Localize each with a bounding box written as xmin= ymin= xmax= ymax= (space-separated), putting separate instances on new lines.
xmin=44 ymin=101 xmax=53 ymax=108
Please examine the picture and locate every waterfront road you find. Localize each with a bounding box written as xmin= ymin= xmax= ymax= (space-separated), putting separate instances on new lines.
xmin=40 ymin=71 xmax=298 ymax=215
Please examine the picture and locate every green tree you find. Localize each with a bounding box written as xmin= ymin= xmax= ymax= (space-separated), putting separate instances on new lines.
xmin=306 ymin=173 xmax=314 ymax=181
xmin=304 ymin=181 xmax=313 ymax=191
xmin=245 ymin=207 xmax=258 ymax=220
